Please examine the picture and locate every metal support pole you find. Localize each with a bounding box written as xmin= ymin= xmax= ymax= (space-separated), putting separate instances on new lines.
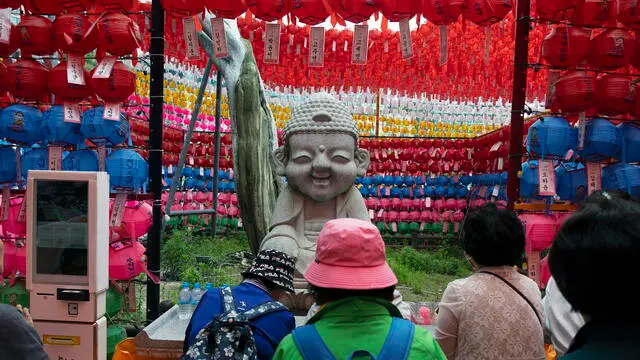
xmin=210 ymin=72 xmax=223 ymax=236
xmin=507 ymin=0 xmax=531 ymax=210
xmin=163 ymin=59 xmax=214 ymax=218
xmin=146 ymin=0 xmax=165 ymax=323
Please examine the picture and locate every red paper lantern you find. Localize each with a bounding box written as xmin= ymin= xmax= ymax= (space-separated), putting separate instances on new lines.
xmin=17 ymin=15 xmax=55 ymax=56
xmin=0 ymin=25 xmax=19 ymax=57
xmin=422 ymin=0 xmax=464 ymax=25
xmin=249 ymin=0 xmax=290 ymax=22
xmin=331 ymin=0 xmax=379 ymax=23
xmin=617 ymin=0 xmax=640 ymax=29
xmin=536 ymin=0 xmax=577 ymax=22
xmin=25 ymin=0 xmax=90 ymax=13
xmin=97 ymin=13 xmax=142 ymax=56
xmin=554 ymin=71 xmax=596 ymax=113
xmin=205 ymin=0 xmax=247 ymax=18
xmin=573 ymin=0 xmax=612 ymax=26
xmin=161 ymin=0 xmax=206 ymax=17
xmin=0 ymin=62 xmax=7 ymax=94
xmin=96 ymin=0 xmax=138 ymax=11
xmin=291 ymin=0 xmax=332 ymax=25
xmin=91 ymin=61 xmax=136 ymax=103
xmin=379 ymin=0 xmax=422 ymax=21
xmin=49 ymin=61 xmax=93 ymax=102
xmin=596 ymin=74 xmax=635 ymax=116
xmin=53 ymin=13 xmax=97 ymax=55
xmin=5 ymin=59 xmax=49 ymax=101
xmin=589 ymin=29 xmax=635 ymax=70
xmin=541 ymin=26 xmax=591 ymax=67
xmin=463 ymin=0 xmax=512 ymax=26
xmin=0 ymin=0 xmax=21 ymax=8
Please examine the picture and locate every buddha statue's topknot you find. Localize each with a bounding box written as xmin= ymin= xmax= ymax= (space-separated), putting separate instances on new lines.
xmin=284 ymin=92 xmax=358 ymax=142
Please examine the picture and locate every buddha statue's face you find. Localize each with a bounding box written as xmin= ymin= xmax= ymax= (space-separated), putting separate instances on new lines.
xmin=275 ymin=133 xmax=370 ymax=203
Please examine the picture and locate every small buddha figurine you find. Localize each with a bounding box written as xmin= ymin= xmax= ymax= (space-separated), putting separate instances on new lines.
xmin=260 ymin=93 xmax=371 ymax=287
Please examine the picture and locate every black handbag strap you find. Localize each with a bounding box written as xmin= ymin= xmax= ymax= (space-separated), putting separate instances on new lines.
xmin=477 ymin=271 xmax=543 ymax=326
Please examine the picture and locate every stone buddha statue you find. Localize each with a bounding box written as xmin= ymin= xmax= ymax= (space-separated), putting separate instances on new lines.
xmin=260 ymin=93 xmax=371 ymax=292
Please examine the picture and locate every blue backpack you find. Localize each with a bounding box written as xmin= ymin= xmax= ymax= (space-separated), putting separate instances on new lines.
xmin=182 ymin=287 xmax=287 ymax=360
xmin=291 ymin=317 xmax=415 ymax=360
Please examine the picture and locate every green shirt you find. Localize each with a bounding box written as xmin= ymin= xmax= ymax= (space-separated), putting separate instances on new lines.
xmin=272 ymin=297 xmax=447 ymax=360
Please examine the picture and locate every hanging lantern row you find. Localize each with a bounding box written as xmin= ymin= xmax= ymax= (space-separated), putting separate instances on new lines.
xmin=161 ymin=0 xmax=512 ymax=26
xmin=537 ymin=0 xmax=640 ymax=29
xmin=0 ymin=0 xmax=138 ymax=13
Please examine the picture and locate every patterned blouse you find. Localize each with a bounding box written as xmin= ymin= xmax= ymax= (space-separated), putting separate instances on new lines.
xmin=434 ymin=266 xmax=546 ymax=360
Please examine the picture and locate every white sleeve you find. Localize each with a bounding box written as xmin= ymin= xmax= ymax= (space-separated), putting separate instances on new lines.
xmin=543 ymin=277 xmax=586 ymax=355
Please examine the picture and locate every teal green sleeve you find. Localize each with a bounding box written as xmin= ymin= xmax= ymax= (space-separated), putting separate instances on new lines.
xmin=408 ymin=327 xmax=449 ymax=360
xmin=272 ymin=334 xmax=304 ymax=360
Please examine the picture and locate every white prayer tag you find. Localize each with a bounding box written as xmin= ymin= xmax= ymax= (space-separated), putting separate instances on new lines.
xmin=586 ymin=162 xmax=602 ymax=194
xmin=67 ymin=54 xmax=85 ymax=85
xmin=497 ymin=157 xmax=504 ymax=170
xmin=528 ymin=250 xmax=541 ymax=288
xmin=103 ymin=103 xmax=121 ymax=121
xmin=183 ymin=18 xmax=201 ymax=60
xmin=110 ymin=193 xmax=128 ymax=228
xmin=264 ymin=23 xmax=281 ymax=64
xmin=0 ymin=186 xmax=9 ymax=221
xmin=92 ymin=56 xmax=117 ymax=79
xmin=492 ymin=185 xmax=500 ymax=197
xmin=17 ymin=195 xmax=26 ymax=223
xmin=237 ymin=218 xmax=243 ymax=228
xmin=399 ymin=18 xmax=413 ymax=59
xmin=48 ymin=146 xmax=63 ymax=171
xmin=391 ymin=222 xmax=398 ymax=233
xmin=369 ymin=209 xmax=375 ymax=220
xmin=211 ymin=17 xmax=229 ymax=58
xmin=439 ymin=25 xmax=448 ymax=66
xmin=425 ymin=197 xmax=432 ymax=208
xmin=98 ymin=145 xmax=106 ymax=171
xmin=0 ymin=8 xmax=12 ymax=45
xmin=63 ymin=103 xmax=81 ymax=123
xmin=538 ymin=160 xmax=556 ymax=196
xmin=351 ymin=24 xmax=369 ymax=65
xmin=545 ymin=70 xmax=560 ymax=109
xmin=577 ymin=112 xmax=586 ymax=150
xmin=309 ymin=26 xmax=325 ymax=68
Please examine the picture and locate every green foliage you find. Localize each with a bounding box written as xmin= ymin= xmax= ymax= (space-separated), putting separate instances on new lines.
xmin=391 ymin=247 xmax=471 ymax=277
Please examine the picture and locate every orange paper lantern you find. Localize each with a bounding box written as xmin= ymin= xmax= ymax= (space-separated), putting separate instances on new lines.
xmin=422 ymin=0 xmax=464 ymax=25
xmin=291 ymin=0 xmax=332 ymax=25
xmin=91 ymin=61 xmax=136 ymax=103
xmin=205 ymin=0 xmax=248 ymax=18
xmin=5 ymin=59 xmax=49 ymax=101
xmin=596 ymin=74 xmax=635 ymax=116
xmin=53 ymin=13 xmax=98 ymax=55
xmin=17 ymin=15 xmax=55 ymax=56
xmin=49 ymin=61 xmax=93 ymax=102
xmin=463 ymin=0 xmax=512 ymax=26
xmin=541 ymin=26 xmax=591 ymax=67
xmin=249 ymin=0 xmax=291 ymax=22
xmin=331 ymin=0 xmax=379 ymax=23
xmin=589 ymin=29 xmax=635 ymax=70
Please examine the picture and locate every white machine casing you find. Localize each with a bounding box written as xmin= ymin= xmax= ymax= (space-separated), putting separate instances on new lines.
xmin=34 ymin=317 xmax=107 ymax=360
xmin=26 ymin=171 xmax=109 ymax=323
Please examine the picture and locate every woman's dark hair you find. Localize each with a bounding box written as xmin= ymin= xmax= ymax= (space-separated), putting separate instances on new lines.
xmin=550 ymin=192 xmax=640 ymax=320
xmin=309 ymin=285 xmax=395 ymax=306
xmin=462 ymin=203 xmax=525 ymax=267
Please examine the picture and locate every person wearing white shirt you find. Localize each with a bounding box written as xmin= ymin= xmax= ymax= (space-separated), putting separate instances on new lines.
xmin=543 ymin=276 xmax=585 ymax=356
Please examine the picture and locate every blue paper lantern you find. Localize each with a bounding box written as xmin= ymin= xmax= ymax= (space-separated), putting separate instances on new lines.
xmin=578 ymin=118 xmax=621 ymax=161
xmin=401 ymin=187 xmax=411 ymax=199
xmin=520 ymin=161 xmax=540 ymax=198
xmin=618 ymin=123 xmax=640 ymax=163
xmin=415 ymin=176 xmax=425 ymax=186
xmin=414 ymin=186 xmax=425 ymax=198
xmin=228 ymin=181 xmax=235 ymax=192
xmin=0 ymin=105 xmax=44 ymax=145
xmin=556 ymin=162 xmax=587 ymax=202
xmin=391 ymin=187 xmax=402 ymax=198
xmin=405 ymin=176 xmax=415 ymax=186
xmin=21 ymin=148 xmax=48 ymax=178
xmin=80 ymin=107 xmax=129 ymax=145
xmin=358 ymin=186 xmax=368 ymax=197
xmin=182 ymin=167 xmax=194 ymax=178
xmin=361 ymin=177 xmax=373 ymax=186
xmin=41 ymin=106 xmax=84 ymax=146
xmin=0 ymin=147 xmax=17 ymax=184
xmin=383 ymin=175 xmax=394 ymax=186
xmin=184 ymin=177 xmax=196 ymax=190
xmin=105 ymin=149 xmax=148 ymax=190
xmin=373 ymin=175 xmax=383 ymax=185
xmin=218 ymin=181 xmax=228 ymax=192
xmin=392 ymin=176 xmax=403 ymax=186
xmin=526 ymin=116 xmax=577 ymax=158
xmin=62 ymin=149 xmax=99 ymax=171
xmin=602 ymin=163 xmax=640 ymax=197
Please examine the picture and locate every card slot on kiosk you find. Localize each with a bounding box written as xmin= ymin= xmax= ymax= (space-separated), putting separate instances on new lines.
xmin=26 ymin=171 xmax=109 ymax=360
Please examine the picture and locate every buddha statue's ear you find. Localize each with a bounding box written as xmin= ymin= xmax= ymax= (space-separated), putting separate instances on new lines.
xmin=273 ymin=146 xmax=287 ymax=176
xmin=355 ymin=149 xmax=371 ymax=177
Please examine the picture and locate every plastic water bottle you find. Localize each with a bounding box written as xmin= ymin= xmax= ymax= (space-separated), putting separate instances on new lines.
xmin=204 ymin=283 xmax=213 ymax=292
xmin=190 ymin=283 xmax=203 ymax=313
xmin=178 ymin=282 xmax=192 ymax=320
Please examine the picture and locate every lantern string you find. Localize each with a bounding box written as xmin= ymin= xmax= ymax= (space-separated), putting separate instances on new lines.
xmin=526 ymin=63 xmax=640 ymax=78
xmin=528 ymin=17 xmax=629 ymax=31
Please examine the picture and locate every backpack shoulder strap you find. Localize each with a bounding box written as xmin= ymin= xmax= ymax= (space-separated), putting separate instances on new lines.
xmin=240 ymin=301 xmax=288 ymax=321
xmin=377 ymin=318 xmax=415 ymax=360
xmin=292 ymin=325 xmax=336 ymax=360
xmin=220 ymin=286 xmax=236 ymax=314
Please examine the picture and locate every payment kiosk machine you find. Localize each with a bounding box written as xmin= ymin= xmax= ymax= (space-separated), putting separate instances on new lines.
xmin=26 ymin=170 xmax=109 ymax=360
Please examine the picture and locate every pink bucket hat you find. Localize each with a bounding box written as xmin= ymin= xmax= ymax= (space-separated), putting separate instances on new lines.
xmin=304 ymin=218 xmax=398 ymax=290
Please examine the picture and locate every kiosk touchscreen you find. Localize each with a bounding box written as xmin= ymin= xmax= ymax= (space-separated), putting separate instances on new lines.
xmin=26 ymin=171 xmax=109 ymax=360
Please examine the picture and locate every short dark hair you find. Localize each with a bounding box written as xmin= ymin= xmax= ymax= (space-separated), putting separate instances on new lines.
xmin=462 ymin=203 xmax=525 ymax=267
xmin=550 ymin=194 xmax=640 ymax=320
xmin=309 ymin=285 xmax=395 ymax=306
